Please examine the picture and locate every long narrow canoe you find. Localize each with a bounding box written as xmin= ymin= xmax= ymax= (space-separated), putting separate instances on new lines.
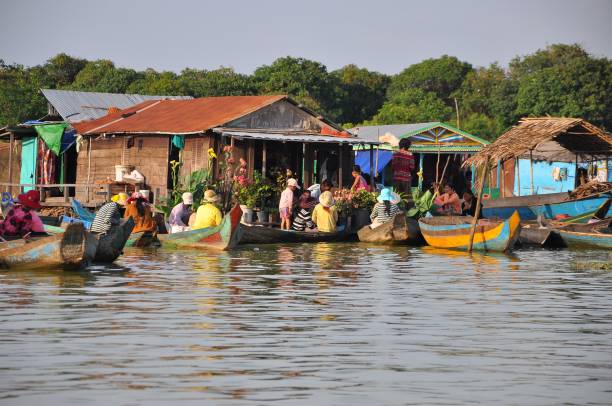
xmin=158 ymin=204 xmax=242 ymax=250
xmin=92 ymin=218 xmax=135 ymax=262
xmin=357 ymin=214 xmax=423 ymax=245
xmin=482 ymin=193 xmax=567 ymax=220
xmin=238 ymin=223 xmax=348 ymax=245
xmin=518 ymin=222 xmax=565 ymax=248
xmin=553 ymin=219 xmax=612 ymax=249
xmin=418 ymin=211 xmax=521 ymax=252
xmin=0 ymin=222 xmax=89 ymax=270
xmin=530 ymin=193 xmax=612 ymax=223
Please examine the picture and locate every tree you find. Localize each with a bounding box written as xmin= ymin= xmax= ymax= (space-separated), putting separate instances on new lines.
xmin=509 ymin=43 xmax=590 ymax=79
xmin=252 ymin=56 xmax=335 ymax=117
xmin=179 ymin=67 xmax=255 ymax=97
xmin=331 ymin=64 xmax=390 ymax=125
xmin=43 ymin=53 xmax=88 ymax=87
xmin=127 ymin=69 xmax=186 ymax=95
xmin=368 ymin=88 xmax=452 ymax=125
xmin=461 ymin=113 xmax=503 ymax=141
xmin=387 ymin=55 xmax=473 ymax=102
xmin=71 ymin=60 xmax=141 ymax=93
xmin=0 ymin=61 xmax=50 ymax=125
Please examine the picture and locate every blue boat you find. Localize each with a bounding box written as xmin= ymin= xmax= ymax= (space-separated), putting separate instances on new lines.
xmin=530 ymin=193 xmax=612 ymax=223
xmin=481 ymin=192 xmax=568 ymax=220
xmin=554 ymin=219 xmax=612 ymax=249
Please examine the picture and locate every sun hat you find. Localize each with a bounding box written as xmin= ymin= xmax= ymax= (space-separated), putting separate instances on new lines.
xmin=17 ymin=190 xmax=42 ymax=210
xmin=203 ymin=189 xmax=220 ymax=203
xmin=287 ymin=178 xmax=301 ymax=189
xmin=111 ymin=192 xmax=128 ymax=206
xmin=182 ymin=192 xmax=193 ymax=205
xmin=319 ymin=191 xmax=335 ymax=208
xmin=377 ymin=188 xmax=400 ymax=204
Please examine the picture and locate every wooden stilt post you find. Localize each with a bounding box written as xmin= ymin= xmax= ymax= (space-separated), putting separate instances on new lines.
xmin=7 ymin=132 xmax=14 ymax=194
xmin=262 ymin=141 xmax=267 ymax=179
xmin=369 ymin=144 xmax=375 ymax=190
xmin=468 ymin=156 xmax=489 ymax=253
xmin=86 ymin=138 xmax=92 ymax=203
xmin=516 ymin=158 xmax=521 ymax=197
xmin=500 ymin=161 xmax=505 ymax=198
xmin=374 ymin=146 xmax=380 ymax=178
xmin=529 ymin=150 xmax=535 ymax=195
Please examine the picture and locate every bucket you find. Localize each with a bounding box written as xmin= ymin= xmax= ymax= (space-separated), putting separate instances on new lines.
xmin=115 ymin=165 xmax=133 ymax=182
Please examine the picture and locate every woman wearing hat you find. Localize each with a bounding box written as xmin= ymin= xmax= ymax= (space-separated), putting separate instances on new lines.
xmin=90 ymin=193 xmax=127 ymax=234
xmin=0 ymin=190 xmax=46 ymax=238
xmin=311 ymin=191 xmax=338 ymax=233
xmin=370 ymin=188 xmax=401 ymax=229
xmin=192 ymin=190 xmax=222 ymax=230
xmin=124 ymin=192 xmax=157 ymax=234
xmin=169 ymin=192 xmax=193 ymax=233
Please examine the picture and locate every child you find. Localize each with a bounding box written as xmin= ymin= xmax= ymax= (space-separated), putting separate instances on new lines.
xmin=350 ymin=165 xmax=369 ymax=192
xmin=279 ymin=178 xmax=300 ymax=229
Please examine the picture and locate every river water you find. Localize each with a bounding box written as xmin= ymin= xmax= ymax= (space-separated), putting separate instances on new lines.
xmin=1 ymin=244 xmax=611 ymax=405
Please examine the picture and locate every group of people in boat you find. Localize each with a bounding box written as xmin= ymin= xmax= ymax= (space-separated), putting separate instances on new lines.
xmin=279 ymin=178 xmax=339 ymax=233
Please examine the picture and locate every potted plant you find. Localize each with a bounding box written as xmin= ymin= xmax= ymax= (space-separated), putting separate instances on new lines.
xmin=350 ymin=189 xmax=377 ymax=230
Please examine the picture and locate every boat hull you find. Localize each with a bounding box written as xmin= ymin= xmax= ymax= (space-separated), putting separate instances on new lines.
xmin=158 ymin=205 xmax=242 ymax=250
xmin=125 ymin=231 xmax=161 ymax=248
xmin=530 ymin=193 xmax=612 ymax=223
xmin=239 ymin=223 xmax=348 ymax=245
xmin=92 ymin=217 xmax=135 ymax=262
xmin=553 ymin=220 xmax=612 ymax=249
xmin=0 ymin=223 xmax=89 ymax=270
xmin=357 ymin=215 xmax=423 ymax=244
xmin=418 ymin=211 xmax=521 ymax=252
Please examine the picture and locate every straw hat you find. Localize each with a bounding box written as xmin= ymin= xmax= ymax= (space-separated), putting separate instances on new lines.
xmin=203 ymin=189 xmax=220 ymax=203
xmin=111 ymin=192 xmax=128 ymax=206
xmin=182 ymin=192 xmax=193 ymax=205
xmin=17 ymin=190 xmax=41 ymax=210
xmin=377 ymin=188 xmax=400 ymax=204
xmin=287 ymin=178 xmax=301 ymax=189
xmin=319 ymin=191 xmax=335 ymax=208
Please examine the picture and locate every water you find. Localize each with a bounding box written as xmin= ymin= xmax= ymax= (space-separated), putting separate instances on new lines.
xmin=1 ymin=244 xmax=611 ymax=405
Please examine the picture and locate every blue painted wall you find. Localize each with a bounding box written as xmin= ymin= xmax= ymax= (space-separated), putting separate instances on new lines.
xmin=514 ymin=159 xmax=575 ymax=196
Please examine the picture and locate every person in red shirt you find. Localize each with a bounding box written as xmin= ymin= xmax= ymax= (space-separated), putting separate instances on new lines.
xmin=391 ymin=138 xmax=415 ymax=194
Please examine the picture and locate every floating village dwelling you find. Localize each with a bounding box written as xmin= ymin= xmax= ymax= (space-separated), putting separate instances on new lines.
xmin=351 ymin=122 xmax=488 ymax=192
xmin=464 ymin=117 xmax=612 ymax=198
xmin=0 ymin=89 xmax=192 ymax=206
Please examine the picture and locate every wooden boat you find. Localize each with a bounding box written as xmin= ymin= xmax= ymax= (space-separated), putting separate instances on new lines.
xmin=0 ymin=222 xmax=90 ymax=270
xmin=357 ymin=214 xmax=423 ymax=244
xmin=239 ymin=224 xmax=348 ymax=245
xmin=125 ymin=231 xmax=161 ymax=248
xmin=518 ymin=221 xmax=565 ymax=248
xmin=91 ymin=217 xmax=135 ymax=262
xmin=158 ymin=204 xmax=242 ymax=250
xmin=530 ymin=193 xmax=612 ymax=223
xmin=418 ymin=211 xmax=521 ymax=252
xmin=552 ymin=219 xmax=612 ymax=249
xmin=482 ymin=192 xmax=567 ymax=220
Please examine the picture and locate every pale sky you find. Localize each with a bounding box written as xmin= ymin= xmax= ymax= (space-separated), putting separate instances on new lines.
xmin=1 ymin=0 xmax=610 ymax=74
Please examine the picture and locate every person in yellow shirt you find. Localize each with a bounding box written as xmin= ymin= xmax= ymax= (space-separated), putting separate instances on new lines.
xmin=192 ymin=190 xmax=223 ymax=230
xmin=311 ymin=191 xmax=338 ymax=233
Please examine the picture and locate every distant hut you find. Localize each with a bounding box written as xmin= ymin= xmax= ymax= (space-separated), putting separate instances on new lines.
xmin=464 ymin=117 xmax=612 ymax=198
xmin=351 ymin=122 xmax=488 ymax=193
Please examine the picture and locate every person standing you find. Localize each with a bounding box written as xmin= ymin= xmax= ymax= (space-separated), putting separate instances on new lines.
xmin=192 ymin=190 xmax=223 ymax=229
xmin=169 ymin=192 xmax=193 ymax=233
xmin=279 ymin=178 xmax=300 ymax=230
xmin=392 ymin=138 xmax=415 ymax=194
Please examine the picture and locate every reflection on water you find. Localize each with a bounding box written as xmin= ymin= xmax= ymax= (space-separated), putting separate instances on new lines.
xmin=1 ymin=244 xmax=611 ymax=405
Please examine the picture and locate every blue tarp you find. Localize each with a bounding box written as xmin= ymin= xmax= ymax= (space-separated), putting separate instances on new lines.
xmin=355 ymin=150 xmax=393 ymax=175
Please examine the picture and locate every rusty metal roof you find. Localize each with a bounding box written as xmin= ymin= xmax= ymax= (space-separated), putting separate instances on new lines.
xmin=73 ymin=95 xmax=288 ymax=135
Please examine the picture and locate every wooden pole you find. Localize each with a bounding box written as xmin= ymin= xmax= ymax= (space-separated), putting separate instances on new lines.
xmin=516 ymin=158 xmax=521 ymax=197
xmin=369 ymin=144 xmax=375 ymax=190
xmin=529 ymin=150 xmax=534 ymax=195
xmin=374 ymin=146 xmax=380 ymax=178
xmin=7 ymin=132 xmax=14 ymax=194
xmin=439 ymin=155 xmax=451 ymax=185
xmin=418 ymin=153 xmax=424 ymax=191
xmin=338 ymin=143 xmax=343 ymax=189
xmin=500 ymin=161 xmax=505 ymax=198
xmin=454 ymin=98 xmax=460 ymax=128
xmin=302 ymin=142 xmax=306 ymax=186
xmin=262 ymin=141 xmax=267 ymax=179
xmin=468 ymin=156 xmax=489 ymax=253
xmin=86 ymin=138 xmax=92 ymax=203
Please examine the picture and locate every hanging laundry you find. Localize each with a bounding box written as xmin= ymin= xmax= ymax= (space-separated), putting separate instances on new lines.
xmin=33 ymin=123 xmax=68 ymax=155
xmin=552 ymin=167 xmax=561 ymax=181
xmin=172 ymin=135 xmax=185 ymax=150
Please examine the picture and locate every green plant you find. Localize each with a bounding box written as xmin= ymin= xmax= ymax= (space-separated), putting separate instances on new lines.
xmin=406 ymin=187 xmax=435 ymax=218
xmin=351 ymin=189 xmax=377 ymax=211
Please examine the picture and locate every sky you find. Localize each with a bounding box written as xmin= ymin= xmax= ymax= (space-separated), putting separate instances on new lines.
xmin=1 ymin=0 xmax=611 ymax=75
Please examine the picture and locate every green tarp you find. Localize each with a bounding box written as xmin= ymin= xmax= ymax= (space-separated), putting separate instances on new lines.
xmin=34 ymin=123 xmax=68 ymax=155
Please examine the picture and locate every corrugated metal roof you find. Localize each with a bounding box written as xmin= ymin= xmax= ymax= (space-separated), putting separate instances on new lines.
xmin=73 ymin=95 xmax=291 ymax=135
xmin=41 ymin=89 xmax=193 ymax=123
xmin=219 ymin=130 xmax=378 ymax=145
xmin=410 ymin=145 xmax=484 ymax=153
xmin=348 ymin=123 xmax=438 ymax=142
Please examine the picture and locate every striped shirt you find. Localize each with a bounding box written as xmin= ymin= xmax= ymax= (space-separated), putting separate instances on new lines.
xmin=90 ymin=202 xmax=121 ymax=234
xmin=370 ymin=202 xmax=400 ymax=224
xmin=291 ymin=208 xmax=315 ymax=231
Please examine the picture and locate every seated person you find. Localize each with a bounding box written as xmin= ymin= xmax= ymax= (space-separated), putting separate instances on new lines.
xmin=192 ymin=190 xmax=222 ymax=229
xmin=312 ymin=191 xmax=338 ymax=233
xmin=0 ymin=190 xmax=46 ymax=238
xmin=461 ymin=190 xmax=481 ymax=217
xmin=169 ymin=192 xmax=193 ymax=233
xmin=90 ymin=193 xmax=127 ymax=234
xmin=292 ymin=190 xmax=317 ymax=231
xmin=434 ymin=184 xmax=461 ymax=215
xmin=124 ymin=192 xmax=157 ymax=234
xmin=370 ymin=188 xmax=401 ymax=228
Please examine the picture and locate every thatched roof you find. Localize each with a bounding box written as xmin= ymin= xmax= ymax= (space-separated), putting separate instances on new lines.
xmin=463 ymin=117 xmax=612 ymax=168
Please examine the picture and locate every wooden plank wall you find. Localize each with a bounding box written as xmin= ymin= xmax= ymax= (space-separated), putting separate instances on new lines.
xmin=180 ymin=136 xmax=212 ymax=178
xmin=75 ymin=135 xmax=170 ymax=202
xmin=0 ymin=141 xmax=22 ymax=193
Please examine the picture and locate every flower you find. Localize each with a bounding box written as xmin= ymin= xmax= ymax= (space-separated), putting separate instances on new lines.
xmin=208 ymin=148 xmax=217 ymax=159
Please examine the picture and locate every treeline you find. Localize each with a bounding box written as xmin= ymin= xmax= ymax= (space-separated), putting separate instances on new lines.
xmin=1 ymin=43 xmax=610 ymax=139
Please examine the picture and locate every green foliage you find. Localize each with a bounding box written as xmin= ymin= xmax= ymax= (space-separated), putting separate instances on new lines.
xmin=71 ymin=60 xmax=142 ymax=93
xmin=234 ymin=171 xmax=272 ymax=209
xmin=406 ymin=187 xmax=435 ymax=218
xmin=179 ymin=67 xmax=255 ymax=97
xmin=127 ymin=69 xmax=186 ymax=95
xmin=388 ymin=55 xmax=473 ymax=101
xmin=461 ymin=113 xmax=503 ymax=141
xmin=368 ymin=88 xmax=452 ymax=124
xmin=0 ymin=61 xmax=50 ymax=125
xmin=351 ymin=190 xmax=377 ymax=211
